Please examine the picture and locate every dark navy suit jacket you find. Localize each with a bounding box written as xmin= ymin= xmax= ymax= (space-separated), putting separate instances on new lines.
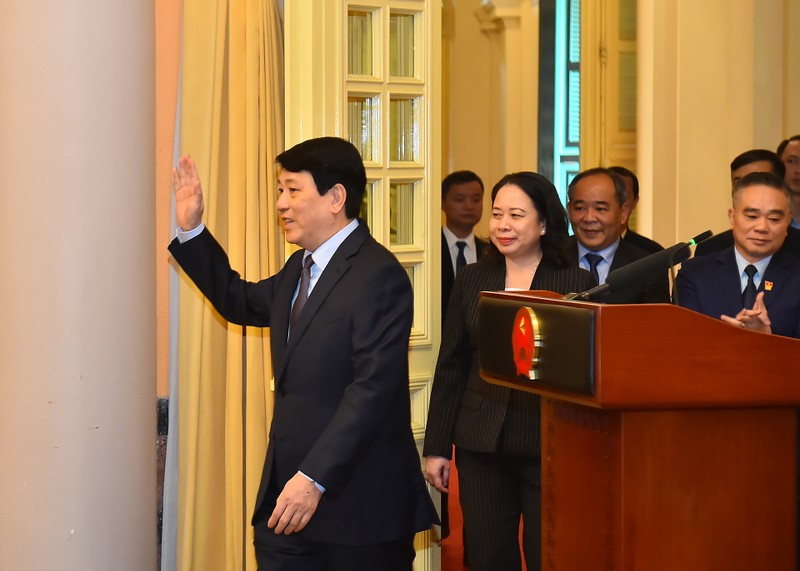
xmin=675 ymin=246 xmax=800 ymax=338
xmin=169 ymin=222 xmax=437 ymax=544
xmin=623 ymin=228 xmax=663 ymax=254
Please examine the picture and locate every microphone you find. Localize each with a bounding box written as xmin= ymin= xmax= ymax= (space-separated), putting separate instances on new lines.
xmin=670 ymin=230 xmax=713 ymax=306
xmin=669 ymin=229 xmax=712 ymax=266
xmin=686 ymin=229 xmax=713 ymax=246
xmin=564 ymin=230 xmax=713 ymax=302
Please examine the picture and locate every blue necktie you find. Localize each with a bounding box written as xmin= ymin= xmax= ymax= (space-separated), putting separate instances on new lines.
xmin=584 ymin=253 xmax=604 ymax=285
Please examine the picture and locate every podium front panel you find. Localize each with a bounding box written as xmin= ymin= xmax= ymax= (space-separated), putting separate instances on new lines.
xmin=478 ymin=295 xmax=595 ymax=395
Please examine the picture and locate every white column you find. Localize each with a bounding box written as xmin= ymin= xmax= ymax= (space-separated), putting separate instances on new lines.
xmin=0 ymin=0 xmax=156 ymax=569
xmin=479 ymin=0 xmax=539 ymax=174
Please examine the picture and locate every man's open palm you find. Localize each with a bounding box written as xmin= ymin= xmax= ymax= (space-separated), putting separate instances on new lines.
xmin=172 ymin=155 xmax=204 ymax=231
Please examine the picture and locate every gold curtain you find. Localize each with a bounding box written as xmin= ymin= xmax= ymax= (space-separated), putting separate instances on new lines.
xmin=175 ymin=0 xmax=284 ymax=569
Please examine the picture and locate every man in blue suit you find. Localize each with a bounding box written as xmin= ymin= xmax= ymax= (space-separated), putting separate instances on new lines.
xmin=675 ymin=171 xmax=800 ymax=338
xmin=169 ymin=137 xmax=437 ymax=570
xmin=694 ymin=148 xmax=800 ymax=257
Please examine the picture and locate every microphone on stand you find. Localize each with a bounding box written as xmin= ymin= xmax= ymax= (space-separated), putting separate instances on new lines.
xmin=670 ymin=230 xmax=713 ymax=306
xmin=564 ymin=230 xmax=713 ymax=302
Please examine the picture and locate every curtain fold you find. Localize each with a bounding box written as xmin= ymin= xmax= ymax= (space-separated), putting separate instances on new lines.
xmin=172 ymin=0 xmax=284 ymax=569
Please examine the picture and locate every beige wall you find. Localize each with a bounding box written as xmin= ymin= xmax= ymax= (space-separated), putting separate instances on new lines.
xmin=442 ymin=0 xmax=539 ymax=238
xmin=785 ymin=1 xmax=800 ymax=133
xmin=639 ymin=0 xmax=799 ymax=245
xmin=444 ymin=0 xmax=800 ymax=246
xmin=442 ymin=0 xmax=495 ymax=238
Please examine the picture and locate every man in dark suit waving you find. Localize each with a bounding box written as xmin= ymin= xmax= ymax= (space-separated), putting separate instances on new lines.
xmin=675 ymin=171 xmax=800 ymax=338
xmin=169 ymin=137 xmax=437 ymax=570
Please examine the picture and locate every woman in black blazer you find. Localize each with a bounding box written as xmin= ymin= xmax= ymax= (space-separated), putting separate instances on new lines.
xmin=423 ymin=172 xmax=594 ymax=571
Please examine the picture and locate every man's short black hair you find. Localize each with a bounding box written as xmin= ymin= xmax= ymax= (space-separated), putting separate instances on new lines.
xmin=442 ymin=170 xmax=484 ymax=200
xmin=730 ymin=149 xmax=785 ymax=179
xmin=276 ymin=137 xmax=367 ymax=219
xmin=777 ymin=135 xmax=800 ymax=159
xmin=732 ymin=171 xmax=791 ymax=201
xmin=608 ymin=166 xmax=639 ymax=200
xmin=567 ymin=167 xmax=627 ymax=206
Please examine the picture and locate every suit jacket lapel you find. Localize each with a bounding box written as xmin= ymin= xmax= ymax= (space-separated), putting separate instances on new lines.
xmin=276 ymin=222 xmax=369 ymax=383
xmin=714 ymin=249 xmax=744 ymax=307
xmin=760 ymin=249 xmax=790 ymax=310
xmin=609 ymin=240 xmax=633 ymax=272
xmin=271 ymin=251 xmax=304 ymax=378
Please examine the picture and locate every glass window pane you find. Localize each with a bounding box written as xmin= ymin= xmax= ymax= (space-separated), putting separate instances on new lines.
xmin=348 ymin=10 xmax=373 ymax=75
xmin=619 ymin=0 xmax=637 ymax=41
xmin=389 ymin=97 xmax=419 ymax=162
xmin=618 ymin=53 xmax=636 ymax=131
xmin=348 ymin=95 xmax=379 ymax=162
xmin=403 ymin=263 xmax=415 ymax=291
xmin=403 ymin=263 xmax=416 ymax=331
xmin=390 ymin=13 xmax=415 ymax=77
xmin=390 ymin=181 xmax=415 ymax=245
xmin=361 ymin=181 xmax=374 ymax=228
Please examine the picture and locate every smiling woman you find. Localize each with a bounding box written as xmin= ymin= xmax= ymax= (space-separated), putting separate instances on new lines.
xmin=490 ymin=184 xmax=546 ymax=290
xmin=423 ymin=171 xmax=594 ymax=571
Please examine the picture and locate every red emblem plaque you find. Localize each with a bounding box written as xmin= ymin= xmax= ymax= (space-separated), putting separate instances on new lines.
xmin=511 ymin=306 xmax=542 ymax=379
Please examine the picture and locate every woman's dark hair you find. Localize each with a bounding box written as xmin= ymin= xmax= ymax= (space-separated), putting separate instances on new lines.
xmin=484 ymin=171 xmax=570 ymax=266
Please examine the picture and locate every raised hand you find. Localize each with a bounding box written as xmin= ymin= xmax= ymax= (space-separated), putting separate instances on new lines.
xmin=172 ymin=155 xmax=204 ymax=231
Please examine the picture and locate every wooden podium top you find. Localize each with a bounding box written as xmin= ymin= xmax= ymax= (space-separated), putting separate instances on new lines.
xmin=479 ymin=290 xmax=800 ymax=410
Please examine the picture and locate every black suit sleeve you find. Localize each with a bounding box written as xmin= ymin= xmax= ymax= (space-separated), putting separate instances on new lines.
xmin=168 ymin=228 xmax=280 ymax=326
xmin=673 ymin=263 xmax=702 ymax=312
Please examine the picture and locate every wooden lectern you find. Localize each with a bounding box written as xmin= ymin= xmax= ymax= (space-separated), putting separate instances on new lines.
xmin=478 ymin=291 xmax=799 ymax=570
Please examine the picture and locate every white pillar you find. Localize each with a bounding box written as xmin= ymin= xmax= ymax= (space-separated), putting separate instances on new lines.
xmin=479 ymin=0 xmax=539 ymax=174
xmin=0 ymin=0 xmax=156 ymax=569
